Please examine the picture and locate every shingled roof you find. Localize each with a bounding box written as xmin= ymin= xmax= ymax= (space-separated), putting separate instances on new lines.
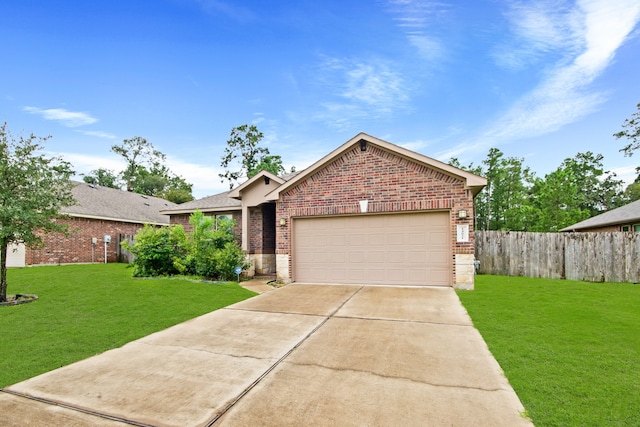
xmin=560 ymin=199 xmax=640 ymax=231
xmin=63 ymin=181 xmax=177 ymax=225
xmin=159 ymin=191 xmax=241 ymax=215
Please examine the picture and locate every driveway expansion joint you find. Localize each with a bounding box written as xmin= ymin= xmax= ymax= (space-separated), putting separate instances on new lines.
xmin=205 ymin=285 xmax=365 ymax=426
xmin=0 ymin=389 xmax=153 ymax=427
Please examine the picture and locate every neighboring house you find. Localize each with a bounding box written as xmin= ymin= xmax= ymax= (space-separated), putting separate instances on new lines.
xmin=162 ymin=133 xmax=487 ymax=289
xmin=7 ymin=181 xmax=177 ymax=267
xmin=560 ymin=199 xmax=640 ymax=233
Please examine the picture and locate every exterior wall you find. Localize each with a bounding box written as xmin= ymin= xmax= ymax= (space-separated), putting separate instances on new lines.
xmin=248 ymin=204 xmax=276 ymax=275
xmin=275 ymin=145 xmax=476 ymax=287
xmin=248 ymin=207 xmax=263 ymax=255
xmin=573 ymin=224 xmax=637 ymax=233
xmin=25 ymin=217 xmax=142 ymax=265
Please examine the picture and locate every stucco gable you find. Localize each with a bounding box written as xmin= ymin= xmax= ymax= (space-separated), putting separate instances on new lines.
xmin=266 ymin=133 xmax=486 ymax=201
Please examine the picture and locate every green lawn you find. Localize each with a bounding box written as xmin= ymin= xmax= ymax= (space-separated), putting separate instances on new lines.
xmin=0 ymin=264 xmax=256 ymax=388
xmin=457 ymin=275 xmax=640 ymax=427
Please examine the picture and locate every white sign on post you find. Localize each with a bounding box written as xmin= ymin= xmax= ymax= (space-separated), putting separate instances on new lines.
xmin=456 ymin=224 xmax=469 ymax=242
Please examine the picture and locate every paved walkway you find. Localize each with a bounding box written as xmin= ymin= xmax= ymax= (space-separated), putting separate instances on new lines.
xmin=0 ymin=284 xmax=532 ymax=426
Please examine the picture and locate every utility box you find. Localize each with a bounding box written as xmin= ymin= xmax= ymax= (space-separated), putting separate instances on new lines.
xmin=104 ymin=235 xmax=111 ymax=243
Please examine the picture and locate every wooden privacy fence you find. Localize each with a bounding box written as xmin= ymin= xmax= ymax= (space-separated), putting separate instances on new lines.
xmin=475 ymin=231 xmax=640 ymax=283
xmin=117 ymin=234 xmax=135 ymax=264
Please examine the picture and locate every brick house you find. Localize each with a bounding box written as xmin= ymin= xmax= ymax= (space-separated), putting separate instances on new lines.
xmin=7 ymin=181 xmax=177 ymax=267
xmin=163 ymin=133 xmax=486 ymax=289
xmin=560 ymin=199 xmax=640 ymax=233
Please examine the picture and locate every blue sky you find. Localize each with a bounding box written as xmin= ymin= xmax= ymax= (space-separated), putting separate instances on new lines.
xmin=2 ymin=0 xmax=639 ymax=198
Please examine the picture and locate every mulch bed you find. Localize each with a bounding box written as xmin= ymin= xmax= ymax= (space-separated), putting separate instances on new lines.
xmin=0 ymin=294 xmax=38 ymax=306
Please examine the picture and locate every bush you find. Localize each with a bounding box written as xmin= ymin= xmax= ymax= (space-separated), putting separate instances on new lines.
xmin=121 ymin=224 xmax=188 ymax=277
xmin=124 ymin=211 xmax=247 ymax=280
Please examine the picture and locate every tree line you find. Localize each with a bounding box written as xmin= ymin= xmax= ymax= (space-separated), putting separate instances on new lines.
xmin=452 ymin=103 xmax=640 ymax=232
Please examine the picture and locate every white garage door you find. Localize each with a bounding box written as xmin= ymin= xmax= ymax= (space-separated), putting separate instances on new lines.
xmin=293 ymin=212 xmax=451 ymax=286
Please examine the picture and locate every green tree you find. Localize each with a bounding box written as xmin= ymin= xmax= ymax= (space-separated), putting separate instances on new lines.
xmin=0 ymin=123 xmax=75 ymax=302
xmin=528 ymin=152 xmax=625 ymax=231
xmin=614 ymin=102 xmax=640 ymax=158
xmin=219 ymin=124 xmax=287 ymax=189
xmin=452 ymin=149 xmax=534 ymax=231
xmin=111 ymin=136 xmax=193 ymax=203
xmin=248 ymin=154 xmax=285 ymax=179
xmin=613 ymin=102 xmax=640 ymax=196
xmin=112 ymin=136 xmax=165 ymax=192
xmin=624 ymin=182 xmax=640 ymax=202
xmin=82 ymin=168 xmax=119 ymax=188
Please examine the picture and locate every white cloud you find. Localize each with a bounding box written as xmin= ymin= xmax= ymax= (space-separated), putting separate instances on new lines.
xmin=77 ymin=130 xmax=118 ymax=139
xmin=316 ymin=57 xmax=410 ymax=129
xmin=165 ymin=156 xmax=229 ymax=198
xmin=398 ymin=139 xmax=432 ymax=152
xmin=55 ymin=152 xmax=123 ymax=181
xmin=610 ymin=165 xmax=638 ymax=186
xmin=449 ymin=0 xmax=640 ymax=158
xmin=406 ymin=34 xmax=445 ymax=61
xmin=492 ymin=0 xmax=581 ymax=69
xmin=23 ymin=107 xmax=98 ymax=127
xmin=386 ymin=0 xmax=448 ymax=60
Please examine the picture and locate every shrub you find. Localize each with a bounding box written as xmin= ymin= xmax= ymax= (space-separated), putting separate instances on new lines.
xmin=122 ymin=224 xmax=188 ymax=277
xmin=185 ymin=211 xmax=246 ymax=279
xmin=125 ymin=211 xmax=247 ymax=280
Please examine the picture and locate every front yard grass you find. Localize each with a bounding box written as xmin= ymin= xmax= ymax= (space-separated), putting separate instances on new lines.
xmin=0 ymin=263 xmax=256 ymax=388
xmin=457 ymin=275 xmax=640 ymax=427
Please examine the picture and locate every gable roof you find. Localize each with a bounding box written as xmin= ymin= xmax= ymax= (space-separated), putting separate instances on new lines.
xmin=228 ymin=170 xmax=285 ymax=199
xmin=265 ymin=132 xmax=487 ymax=201
xmin=560 ymin=199 xmax=640 ymax=231
xmin=64 ymin=181 xmax=177 ymax=225
xmin=160 ymin=190 xmax=241 ymax=215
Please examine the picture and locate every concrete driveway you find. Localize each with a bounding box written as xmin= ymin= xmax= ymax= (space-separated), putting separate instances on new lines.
xmin=0 ymin=284 xmax=532 ymax=426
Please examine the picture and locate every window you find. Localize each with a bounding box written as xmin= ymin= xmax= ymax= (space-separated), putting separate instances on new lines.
xmin=622 ymin=225 xmax=630 ymax=232
xmin=634 ymin=224 xmax=640 ymax=232
xmin=215 ymin=214 xmax=232 ymax=230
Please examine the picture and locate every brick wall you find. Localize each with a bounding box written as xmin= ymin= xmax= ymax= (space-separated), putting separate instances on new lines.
xmin=26 ymin=217 xmax=143 ymax=265
xmin=248 ymin=207 xmax=263 ymax=254
xmin=276 ymin=144 xmax=476 ymax=283
xmin=249 ymin=204 xmax=276 ymax=255
xmin=572 ymin=225 xmax=629 ymax=233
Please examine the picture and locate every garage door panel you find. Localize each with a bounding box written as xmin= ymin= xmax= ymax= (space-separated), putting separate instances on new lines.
xmin=388 ymin=234 xmax=405 ymax=245
xmin=430 ymin=231 xmax=448 ymax=245
xmin=430 ymin=251 xmax=449 ymax=263
xmin=348 ymin=251 xmax=365 ymax=263
xmin=330 ymin=251 xmax=345 ymax=263
xmin=408 ymin=251 xmax=427 ymax=263
xmin=369 ymin=250 xmax=385 ymax=263
xmin=293 ymin=212 xmax=451 ymax=286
